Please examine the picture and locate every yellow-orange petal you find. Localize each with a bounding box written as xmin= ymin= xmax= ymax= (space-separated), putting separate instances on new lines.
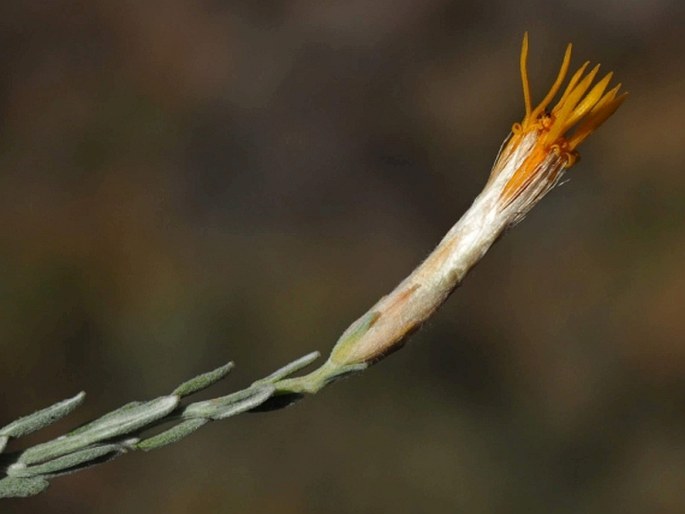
xmin=568 ymin=93 xmax=628 ymax=149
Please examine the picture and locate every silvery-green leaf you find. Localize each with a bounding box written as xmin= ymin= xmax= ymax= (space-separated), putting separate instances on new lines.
xmin=172 ymin=363 xmax=234 ymax=398
xmin=254 ymin=352 xmax=320 ymax=385
xmin=0 ymin=392 xmax=85 ymax=439
xmin=20 ymin=396 xmax=179 ymax=466
xmin=68 ymin=401 xmax=142 ymax=436
xmin=183 ymin=385 xmax=274 ymax=420
xmin=0 ymin=476 xmax=50 ymax=498
xmin=13 ymin=444 xmax=125 ymax=478
xmin=137 ymin=419 xmax=208 ymax=451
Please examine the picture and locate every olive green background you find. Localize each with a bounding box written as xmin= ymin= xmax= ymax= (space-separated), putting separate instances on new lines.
xmin=1 ymin=1 xmax=684 ymax=513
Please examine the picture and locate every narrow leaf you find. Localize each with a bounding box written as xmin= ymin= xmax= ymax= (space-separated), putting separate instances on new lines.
xmin=172 ymin=362 xmax=234 ymax=398
xmin=182 ymin=385 xmax=274 ymax=420
xmin=254 ymin=352 xmax=320 ymax=385
xmin=0 ymin=392 xmax=85 ymax=439
xmin=137 ymin=419 xmax=208 ymax=451
xmin=0 ymin=477 xmax=50 ymax=498
xmin=20 ymin=396 xmax=179 ymax=466
xmin=13 ymin=444 xmax=125 ymax=478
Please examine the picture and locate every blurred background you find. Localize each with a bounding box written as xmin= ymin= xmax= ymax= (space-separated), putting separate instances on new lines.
xmin=1 ymin=1 xmax=684 ymax=513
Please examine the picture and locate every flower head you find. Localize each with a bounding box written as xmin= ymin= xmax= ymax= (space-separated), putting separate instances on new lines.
xmin=490 ymin=33 xmax=627 ymax=214
xmin=301 ymin=34 xmax=627 ymax=379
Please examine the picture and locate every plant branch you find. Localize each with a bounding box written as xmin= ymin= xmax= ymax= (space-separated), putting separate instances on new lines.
xmin=0 ymin=33 xmax=626 ymax=500
xmin=0 ymin=352 xmax=320 ymax=498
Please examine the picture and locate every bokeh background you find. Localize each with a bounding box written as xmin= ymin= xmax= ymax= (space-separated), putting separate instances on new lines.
xmin=1 ymin=1 xmax=684 ymax=513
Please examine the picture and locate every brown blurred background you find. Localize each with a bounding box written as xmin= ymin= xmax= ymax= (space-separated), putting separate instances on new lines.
xmin=1 ymin=1 xmax=684 ymax=513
